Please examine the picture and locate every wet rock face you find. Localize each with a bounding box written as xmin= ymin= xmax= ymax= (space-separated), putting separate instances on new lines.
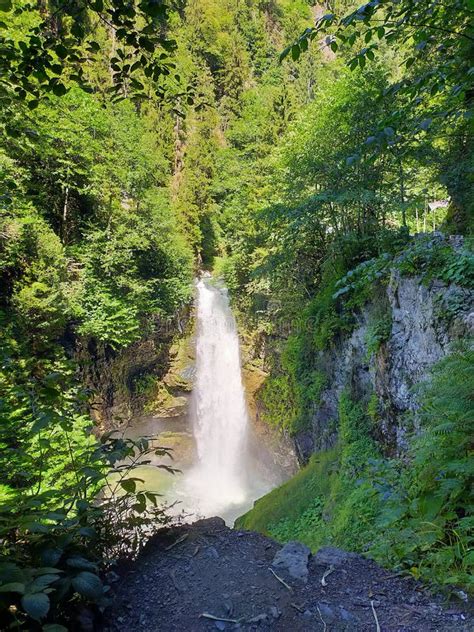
xmin=295 ymin=252 xmax=474 ymax=461
xmin=74 ymin=308 xmax=191 ymax=429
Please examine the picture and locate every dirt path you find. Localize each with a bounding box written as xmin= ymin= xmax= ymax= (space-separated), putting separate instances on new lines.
xmin=104 ymin=518 xmax=471 ymax=631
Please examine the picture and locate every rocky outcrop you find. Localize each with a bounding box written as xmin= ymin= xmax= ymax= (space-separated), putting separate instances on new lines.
xmin=295 ymin=243 xmax=474 ymax=461
xmin=73 ymin=309 xmax=191 ymax=429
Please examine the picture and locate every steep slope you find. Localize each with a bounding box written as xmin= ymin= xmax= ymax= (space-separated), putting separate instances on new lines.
xmin=237 ymin=234 xmax=474 ymax=591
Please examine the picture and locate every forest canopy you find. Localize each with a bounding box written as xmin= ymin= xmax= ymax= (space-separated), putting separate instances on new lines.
xmin=0 ymin=0 xmax=473 ymax=628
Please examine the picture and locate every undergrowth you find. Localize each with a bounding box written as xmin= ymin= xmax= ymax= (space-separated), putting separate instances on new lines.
xmin=257 ymin=233 xmax=473 ymax=437
xmin=239 ymin=345 xmax=474 ymax=593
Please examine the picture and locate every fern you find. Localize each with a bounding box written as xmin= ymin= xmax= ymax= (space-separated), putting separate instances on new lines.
xmin=371 ymin=343 xmax=474 ymax=591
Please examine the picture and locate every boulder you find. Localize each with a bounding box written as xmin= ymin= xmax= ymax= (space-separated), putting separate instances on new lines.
xmin=272 ymin=541 xmax=311 ymax=582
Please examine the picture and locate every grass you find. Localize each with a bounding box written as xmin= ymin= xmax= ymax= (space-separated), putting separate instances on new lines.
xmin=237 ymin=448 xmax=338 ymax=536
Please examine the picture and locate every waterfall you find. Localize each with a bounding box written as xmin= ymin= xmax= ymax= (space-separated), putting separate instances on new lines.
xmin=183 ymin=276 xmax=249 ymax=517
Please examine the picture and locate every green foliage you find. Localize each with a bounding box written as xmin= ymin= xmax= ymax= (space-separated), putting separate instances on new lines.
xmin=0 ymin=0 xmax=179 ymax=108
xmin=369 ymin=344 xmax=474 ymax=590
xmin=277 ymin=396 xmax=380 ymax=550
xmin=1 ymin=86 xmax=193 ymax=350
xmin=0 ymin=432 xmax=176 ymax=629
xmin=239 ymin=348 xmax=474 ymax=592
xmin=236 ymin=448 xmax=339 ymax=538
xmin=364 ymin=314 xmax=392 ymax=359
xmin=395 ymin=235 xmax=474 ymax=288
xmin=260 ymin=372 xmax=299 ymax=434
xmin=285 ymin=1 xmax=473 ymax=136
xmin=238 ymin=393 xmax=381 ymax=551
xmin=0 ymin=320 xmax=179 ymax=628
xmin=259 ymin=330 xmax=328 ymax=435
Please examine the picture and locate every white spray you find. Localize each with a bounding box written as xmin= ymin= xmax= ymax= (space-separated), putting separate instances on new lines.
xmin=184 ymin=276 xmax=249 ymax=517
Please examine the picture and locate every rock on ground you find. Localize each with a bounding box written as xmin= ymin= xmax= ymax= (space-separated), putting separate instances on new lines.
xmin=272 ymin=541 xmax=311 ymax=582
xmin=103 ymin=517 xmax=472 ymax=632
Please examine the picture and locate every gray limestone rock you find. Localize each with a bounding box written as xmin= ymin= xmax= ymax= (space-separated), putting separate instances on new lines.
xmin=272 ymin=541 xmax=311 ymax=582
xmin=294 ymin=235 xmax=474 ymax=460
xmin=314 ymin=547 xmax=358 ymax=567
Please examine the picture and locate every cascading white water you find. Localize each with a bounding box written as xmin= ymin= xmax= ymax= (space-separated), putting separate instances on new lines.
xmin=183 ymin=276 xmax=249 ymax=517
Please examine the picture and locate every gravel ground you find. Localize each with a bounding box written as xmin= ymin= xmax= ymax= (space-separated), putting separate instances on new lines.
xmin=103 ymin=517 xmax=472 ymax=632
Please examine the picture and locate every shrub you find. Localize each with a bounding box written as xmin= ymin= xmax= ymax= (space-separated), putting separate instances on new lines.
xmin=369 ymin=344 xmax=474 ymax=591
xmin=0 ymin=332 xmax=177 ymax=629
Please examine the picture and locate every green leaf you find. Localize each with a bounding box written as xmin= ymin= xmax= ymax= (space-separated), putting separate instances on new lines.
xmin=0 ymin=0 xmax=12 ymax=11
xmin=52 ymin=83 xmax=67 ymax=97
xmin=71 ymin=572 xmax=103 ymax=600
xmin=32 ymin=568 xmax=64 ymax=576
xmin=419 ymin=118 xmax=432 ymax=131
xmin=40 ymin=548 xmax=62 ymax=567
xmin=291 ymin=44 xmax=300 ymax=61
xmin=79 ymin=527 xmax=97 ymax=538
xmin=417 ymin=493 xmax=445 ymax=520
xmin=21 ymin=592 xmax=50 ymax=620
xmin=87 ymin=41 xmax=101 ymax=52
xmin=120 ymin=478 xmax=136 ymax=493
xmin=29 ymin=574 xmax=60 ymax=593
xmin=0 ymin=582 xmax=25 ymax=593
xmin=66 ymin=556 xmax=97 ymax=571
xmin=55 ymin=44 xmax=68 ymax=59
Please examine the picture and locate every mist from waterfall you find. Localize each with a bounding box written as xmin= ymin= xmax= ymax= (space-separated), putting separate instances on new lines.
xmin=183 ymin=276 xmax=250 ymax=518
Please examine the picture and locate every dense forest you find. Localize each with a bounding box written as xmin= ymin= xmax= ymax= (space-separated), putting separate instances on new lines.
xmin=0 ymin=0 xmax=473 ymax=629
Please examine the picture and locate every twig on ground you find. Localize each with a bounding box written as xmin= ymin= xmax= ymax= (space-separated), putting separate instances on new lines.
xmin=316 ymin=605 xmax=327 ymax=632
xmin=200 ymin=613 xmax=239 ymax=623
xmin=321 ymin=565 xmax=335 ymax=586
xmin=165 ymin=533 xmax=188 ymax=550
xmin=269 ymin=567 xmax=293 ymax=592
xmin=371 ymin=599 xmax=381 ymax=632
xmin=291 ymin=603 xmax=305 ymax=613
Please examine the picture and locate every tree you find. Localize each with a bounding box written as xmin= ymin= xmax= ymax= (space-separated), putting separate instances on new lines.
xmin=0 ymin=0 xmax=179 ymax=107
xmin=283 ymin=1 xmax=474 ymax=131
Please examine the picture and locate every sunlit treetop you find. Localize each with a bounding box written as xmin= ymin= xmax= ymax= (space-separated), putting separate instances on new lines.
xmin=0 ymin=0 xmax=186 ymax=108
xmin=282 ymin=0 xmax=474 ymax=144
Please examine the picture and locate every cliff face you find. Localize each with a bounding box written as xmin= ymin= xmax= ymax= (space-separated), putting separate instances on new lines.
xmin=294 ymin=261 xmax=474 ymax=462
xmin=73 ymin=309 xmax=190 ymax=428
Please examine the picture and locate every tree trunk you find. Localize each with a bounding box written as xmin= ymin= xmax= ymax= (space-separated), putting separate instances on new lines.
xmin=62 ymin=185 xmax=69 ymax=243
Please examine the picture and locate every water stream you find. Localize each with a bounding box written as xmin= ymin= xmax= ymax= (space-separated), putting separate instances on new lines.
xmin=124 ymin=275 xmax=289 ymax=525
xmin=180 ymin=276 xmax=252 ymax=519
